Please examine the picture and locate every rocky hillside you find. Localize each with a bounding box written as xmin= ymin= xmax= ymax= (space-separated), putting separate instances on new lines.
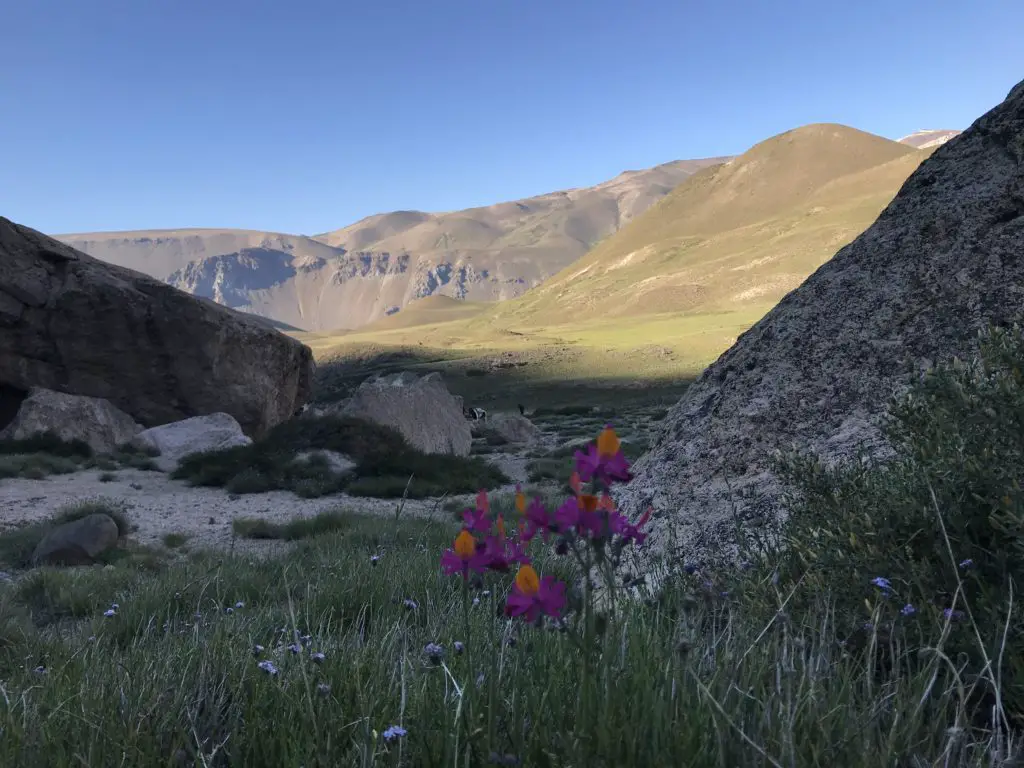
xmin=614 ymin=79 xmax=1024 ymax=585
xmin=490 ymin=124 xmax=932 ymax=326
xmin=57 ymin=158 xmax=727 ymax=332
xmin=898 ymin=129 xmax=962 ymax=149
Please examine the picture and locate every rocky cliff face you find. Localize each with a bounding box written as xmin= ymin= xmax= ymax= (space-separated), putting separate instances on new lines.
xmin=615 ymin=79 xmax=1024 ymax=585
xmin=0 ymin=218 xmax=315 ymax=437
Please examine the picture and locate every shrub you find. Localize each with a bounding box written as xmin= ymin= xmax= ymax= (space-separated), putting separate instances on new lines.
xmin=172 ymin=415 xmax=508 ymax=499
xmin=775 ymin=324 xmax=1024 ymax=724
xmin=0 ymin=453 xmax=80 ymax=480
xmin=0 ymin=432 xmax=92 ymax=459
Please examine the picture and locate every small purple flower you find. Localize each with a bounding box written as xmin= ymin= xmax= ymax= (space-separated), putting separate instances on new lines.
xmin=257 ymin=660 xmax=279 ymax=676
xmin=370 ymin=555 xmax=380 ymax=566
xmin=225 ymin=607 xmax=234 ymax=615
xmin=382 ymin=725 xmax=407 ymax=741
xmin=33 ymin=665 xmax=47 ymax=675
xmin=288 ymin=643 xmax=302 ymax=654
xmin=863 ymin=622 xmax=874 ymax=631
xmin=943 ymin=608 xmax=964 ymax=621
xmin=103 ymin=609 xmax=116 ymax=618
xmin=454 ymin=641 xmax=465 ymax=654
xmin=871 ymin=577 xmax=891 ymax=590
xmin=424 ymin=642 xmax=444 ymax=660
xmin=403 ymin=598 xmax=418 ymax=610
xmin=901 ymin=604 xmax=916 ymax=617
xmin=311 ymin=652 xmax=326 ymax=664
xmin=253 ymin=644 xmax=265 ymax=655
xmin=234 ymin=601 xmax=245 ymax=609
xmin=110 ymin=603 xmax=119 ymax=611
xmin=317 ymin=682 xmax=331 ymax=696
xmin=959 ymin=558 xmax=974 ymax=569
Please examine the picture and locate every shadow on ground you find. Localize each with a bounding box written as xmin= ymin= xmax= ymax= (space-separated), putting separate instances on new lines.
xmin=313 ymin=345 xmax=696 ymax=411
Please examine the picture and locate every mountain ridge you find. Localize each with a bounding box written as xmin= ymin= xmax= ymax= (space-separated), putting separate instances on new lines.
xmin=57 ymin=156 xmax=729 ymax=331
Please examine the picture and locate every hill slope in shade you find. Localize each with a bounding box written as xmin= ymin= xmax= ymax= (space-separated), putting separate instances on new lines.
xmin=56 ymin=157 xmax=727 ymax=332
xmin=486 ymin=124 xmax=929 ymax=327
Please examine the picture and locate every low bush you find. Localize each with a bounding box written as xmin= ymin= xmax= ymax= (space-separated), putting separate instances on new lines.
xmin=173 ymin=414 xmax=508 ymax=499
xmin=774 ymin=324 xmax=1024 ymax=726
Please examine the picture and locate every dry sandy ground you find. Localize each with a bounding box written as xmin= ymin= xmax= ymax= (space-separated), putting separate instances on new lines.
xmin=0 ymin=453 xmax=531 ymax=555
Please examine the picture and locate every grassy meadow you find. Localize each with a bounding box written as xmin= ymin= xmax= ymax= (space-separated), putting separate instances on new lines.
xmin=0 ymin=323 xmax=1022 ymax=766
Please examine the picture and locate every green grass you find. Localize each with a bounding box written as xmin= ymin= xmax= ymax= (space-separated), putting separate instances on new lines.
xmin=0 ymin=508 xmax=1014 ymax=766
xmin=162 ymin=532 xmax=190 ymax=549
xmin=231 ymin=510 xmax=354 ymax=541
xmin=172 ymin=414 xmax=508 ymax=499
xmin=0 ymin=433 xmax=162 ymax=480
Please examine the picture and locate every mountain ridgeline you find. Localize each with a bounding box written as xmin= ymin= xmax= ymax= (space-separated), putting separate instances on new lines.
xmin=55 ymin=126 xmax=957 ymax=334
xmin=57 ymin=158 xmax=727 ymax=332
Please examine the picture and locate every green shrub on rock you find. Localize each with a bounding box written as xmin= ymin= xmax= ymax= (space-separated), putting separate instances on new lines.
xmin=776 ymin=324 xmax=1024 ymax=725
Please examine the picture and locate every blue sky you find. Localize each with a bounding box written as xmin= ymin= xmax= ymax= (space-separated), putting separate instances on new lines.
xmin=2 ymin=0 xmax=1022 ymax=236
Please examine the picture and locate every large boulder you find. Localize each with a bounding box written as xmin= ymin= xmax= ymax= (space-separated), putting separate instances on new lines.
xmin=616 ymin=78 xmax=1024 ymax=583
xmin=0 ymin=218 xmax=314 ymax=438
xmin=342 ymin=371 xmax=472 ymax=455
xmin=131 ymin=413 xmax=252 ymax=472
xmin=32 ymin=513 xmax=121 ymax=567
xmin=476 ymin=412 xmax=540 ymax=444
xmin=0 ymin=387 xmax=142 ymax=454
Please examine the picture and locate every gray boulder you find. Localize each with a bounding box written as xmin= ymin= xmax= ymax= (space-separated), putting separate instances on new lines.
xmin=0 ymin=218 xmax=314 ymax=438
xmin=477 ymin=412 xmax=539 ymax=444
xmin=342 ymin=372 xmax=471 ymax=455
xmin=32 ymin=513 xmax=121 ymax=566
xmin=132 ymin=412 xmax=252 ymax=472
xmin=0 ymin=387 xmax=142 ymax=454
xmin=615 ymin=78 xmax=1024 ymax=586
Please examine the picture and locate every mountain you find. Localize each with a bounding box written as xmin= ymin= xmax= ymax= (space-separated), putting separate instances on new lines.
xmin=614 ymin=79 xmax=1022 ymax=587
xmin=486 ymin=124 xmax=931 ymax=327
xmin=56 ymin=157 xmax=727 ymax=332
xmin=897 ymin=129 xmax=961 ymax=149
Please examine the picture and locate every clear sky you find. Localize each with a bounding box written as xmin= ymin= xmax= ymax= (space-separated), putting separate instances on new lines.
xmin=2 ymin=0 xmax=1022 ymax=236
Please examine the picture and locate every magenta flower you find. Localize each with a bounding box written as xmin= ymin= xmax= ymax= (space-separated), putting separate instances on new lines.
xmin=505 ymin=565 xmax=567 ymax=621
xmin=462 ymin=507 xmax=490 ymax=533
xmin=609 ymin=508 xmax=651 ymax=546
xmin=522 ymin=497 xmax=561 ymax=542
xmin=441 ymin=529 xmax=489 ymax=579
xmin=481 ymin=531 xmax=530 ymax=572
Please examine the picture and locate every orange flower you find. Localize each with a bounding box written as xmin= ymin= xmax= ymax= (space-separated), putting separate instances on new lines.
xmin=569 ymin=471 xmax=582 ymax=494
xmin=579 ymin=494 xmax=599 ymax=513
xmin=515 ymin=486 xmax=526 ymax=515
xmin=454 ymin=529 xmax=476 ymax=559
xmin=514 ymin=564 xmax=540 ymax=596
xmin=496 ymin=515 xmax=506 ymax=538
xmin=596 ymin=426 xmax=621 ymax=459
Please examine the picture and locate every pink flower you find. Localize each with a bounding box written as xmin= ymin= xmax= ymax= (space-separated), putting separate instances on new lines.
xmin=609 ymin=507 xmax=651 ymax=546
xmin=462 ymin=507 xmax=490 ymax=532
xmin=522 ymin=497 xmax=561 ymax=542
xmin=574 ymin=426 xmax=632 ymax=486
xmin=441 ymin=529 xmax=489 ymax=579
xmin=505 ymin=565 xmax=566 ymax=621
xmin=481 ymin=529 xmax=530 ymax=572
xmin=574 ymin=443 xmax=632 ymax=485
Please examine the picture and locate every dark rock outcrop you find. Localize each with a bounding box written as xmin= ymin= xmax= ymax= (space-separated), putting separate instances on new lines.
xmin=616 ymin=78 xmax=1024 ymax=584
xmin=0 ymin=218 xmax=314 ymax=437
